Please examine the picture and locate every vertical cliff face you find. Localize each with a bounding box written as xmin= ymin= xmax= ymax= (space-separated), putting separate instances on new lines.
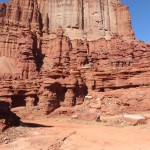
xmin=1 ymin=0 xmax=133 ymax=40
xmin=0 ymin=0 xmax=41 ymax=59
xmin=36 ymin=0 xmax=134 ymax=40
xmin=0 ymin=0 xmax=134 ymax=60
xmin=0 ymin=0 xmax=134 ymax=35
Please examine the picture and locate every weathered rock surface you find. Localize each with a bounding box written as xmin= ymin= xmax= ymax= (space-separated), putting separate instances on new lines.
xmin=0 ymin=0 xmax=150 ymax=122
xmin=37 ymin=0 xmax=134 ymax=40
xmin=123 ymin=114 xmax=146 ymax=126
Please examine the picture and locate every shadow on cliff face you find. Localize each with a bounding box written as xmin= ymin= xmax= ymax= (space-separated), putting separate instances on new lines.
xmin=21 ymin=122 xmax=53 ymax=128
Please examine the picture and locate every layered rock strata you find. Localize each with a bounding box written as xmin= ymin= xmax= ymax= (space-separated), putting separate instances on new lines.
xmin=0 ymin=0 xmax=150 ymax=119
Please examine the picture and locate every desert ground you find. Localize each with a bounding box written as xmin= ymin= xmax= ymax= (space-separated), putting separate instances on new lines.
xmin=0 ymin=116 xmax=150 ymax=150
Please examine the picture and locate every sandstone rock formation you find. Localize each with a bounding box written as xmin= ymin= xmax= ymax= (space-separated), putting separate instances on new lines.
xmin=0 ymin=0 xmax=150 ymax=121
xmin=37 ymin=0 xmax=134 ymax=40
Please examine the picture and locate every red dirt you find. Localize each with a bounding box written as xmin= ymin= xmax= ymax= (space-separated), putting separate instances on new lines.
xmin=0 ymin=118 xmax=150 ymax=150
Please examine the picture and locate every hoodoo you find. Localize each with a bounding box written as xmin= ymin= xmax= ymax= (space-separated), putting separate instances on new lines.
xmin=0 ymin=0 xmax=150 ymax=123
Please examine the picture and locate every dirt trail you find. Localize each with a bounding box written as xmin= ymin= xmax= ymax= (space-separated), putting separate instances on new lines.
xmin=0 ymin=119 xmax=150 ymax=150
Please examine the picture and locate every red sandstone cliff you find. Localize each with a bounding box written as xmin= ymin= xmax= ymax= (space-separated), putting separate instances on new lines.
xmin=0 ymin=0 xmax=150 ymax=122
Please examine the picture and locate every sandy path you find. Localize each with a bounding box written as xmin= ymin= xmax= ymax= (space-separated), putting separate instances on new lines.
xmin=0 ymin=119 xmax=150 ymax=150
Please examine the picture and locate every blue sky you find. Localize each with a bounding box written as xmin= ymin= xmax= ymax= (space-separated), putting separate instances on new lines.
xmin=0 ymin=0 xmax=150 ymax=42
xmin=0 ymin=0 xmax=8 ymax=2
xmin=121 ymin=0 xmax=150 ymax=42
